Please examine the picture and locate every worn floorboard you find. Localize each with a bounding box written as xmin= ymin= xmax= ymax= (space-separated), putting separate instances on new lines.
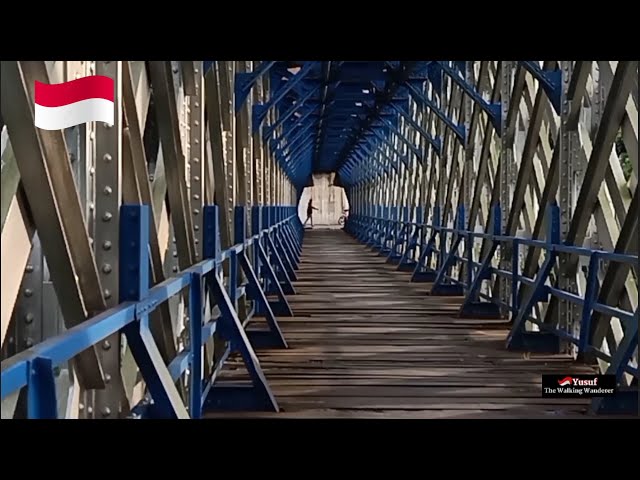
xmin=207 ymin=229 xmax=606 ymax=419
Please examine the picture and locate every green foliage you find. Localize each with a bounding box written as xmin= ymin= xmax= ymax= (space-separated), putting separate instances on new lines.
xmin=620 ymin=153 xmax=632 ymax=180
xmin=615 ymin=129 xmax=632 ymax=181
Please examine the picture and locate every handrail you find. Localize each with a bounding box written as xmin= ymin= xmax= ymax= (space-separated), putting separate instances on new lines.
xmin=1 ymin=204 xmax=303 ymax=419
xmin=345 ymin=203 xmax=639 ymax=414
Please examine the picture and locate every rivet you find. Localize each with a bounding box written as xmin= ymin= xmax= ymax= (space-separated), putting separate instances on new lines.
xmin=87 ymin=406 xmax=93 ymax=414
xmin=25 ymin=338 xmax=33 ymax=348
xmin=173 ymin=67 xmax=179 ymax=74
xmin=104 ymin=289 xmax=112 ymax=299
xmin=104 ymin=373 xmax=112 ymax=383
xmin=194 ymin=68 xmax=199 ymax=74
xmin=193 ymin=208 xmax=200 ymax=215
xmin=79 ymin=403 xmax=84 ymax=410
xmin=103 ymin=240 xmax=112 ymax=250
xmin=172 ymin=266 xmax=178 ymax=272
xmin=194 ymin=120 xmax=199 ymax=126
xmin=24 ymin=288 xmax=33 ymax=297
xmin=193 ymin=157 xmax=199 ymax=164
xmin=194 ymin=225 xmax=200 ymax=231
xmin=102 ymin=407 xmax=111 ymax=417
xmin=90 ymin=167 xmax=95 ymax=176
xmin=195 ymin=139 xmax=199 ymax=144
xmin=195 ymin=101 xmax=200 ymax=107
xmin=103 ymin=212 xmax=113 ymax=222
xmin=25 ymin=313 xmax=34 ymax=324
xmin=104 ymin=186 xmax=112 ymax=195
xmin=194 ymin=176 xmax=200 ymax=181
xmin=25 ymin=265 xmax=34 ymax=273
xmin=104 ymin=123 xmax=113 ymax=129
xmin=173 ymin=251 xmax=178 ymax=258
xmin=102 ymin=264 xmax=112 ymax=274
xmin=193 ymin=194 xmax=200 ymax=200
xmin=103 ymin=153 xmax=112 ymax=162
xmin=102 ymin=340 xmax=111 ymax=350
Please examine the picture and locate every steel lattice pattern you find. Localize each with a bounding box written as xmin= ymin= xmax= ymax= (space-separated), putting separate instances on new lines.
xmin=0 ymin=61 xmax=637 ymax=418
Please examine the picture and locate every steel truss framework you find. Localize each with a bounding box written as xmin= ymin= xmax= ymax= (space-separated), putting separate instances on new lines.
xmin=0 ymin=61 xmax=638 ymax=418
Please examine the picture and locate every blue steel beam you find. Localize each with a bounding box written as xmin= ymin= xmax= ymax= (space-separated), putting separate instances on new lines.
xmin=234 ymin=61 xmax=277 ymax=112
xmin=262 ymin=87 xmax=318 ymax=140
xmin=403 ymin=81 xmax=466 ymax=142
xmin=438 ymin=62 xmax=502 ymax=132
xmin=389 ymin=101 xmax=442 ymax=154
xmin=518 ymin=61 xmax=562 ymax=114
xmin=252 ymin=62 xmax=316 ymax=133
xmin=377 ymin=116 xmax=424 ymax=159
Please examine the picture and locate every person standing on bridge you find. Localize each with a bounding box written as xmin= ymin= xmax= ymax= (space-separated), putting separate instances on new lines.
xmin=303 ymin=199 xmax=319 ymax=228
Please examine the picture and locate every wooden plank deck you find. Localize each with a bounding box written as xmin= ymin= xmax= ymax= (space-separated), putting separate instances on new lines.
xmin=208 ymin=229 xmax=603 ymax=419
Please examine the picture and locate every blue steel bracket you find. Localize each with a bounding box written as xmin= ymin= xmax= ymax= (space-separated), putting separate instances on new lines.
xmin=265 ymin=223 xmax=296 ymax=295
xmin=411 ymin=231 xmax=439 ymax=283
xmin=234 ymin=61 xmax=276 ymax=113
xmin=591 ymin=308 xmax=638 ymax=415
xmin=458 ymin=205 xmax=502 ymax=319
xmin=27 ymin=357 xmax=58 ymax=419
xmin=203 ymin=205 xmax=279 ymax=412
xmin=403 ymin=82 xmax=466 ymax=143
xmin=397 ymin=224 xmax=420 ymax=272
xmin=257 ymin=240 xmax=294 ymax=317
xmin=120 ymin=204 xmax=190 ymax=419
xmin=505 ymin=204 xmax=562 ymax=353
xmin=519 ymin=62 xmax=562 ymax=115
xmin=430 ymin=206 xmax=465 ymax=296
xmin=252 ymin=62 xmax=316 ymax=133
xmin=438 ymin=62 xmax=502 ymax=132
xmin=386 ymin=222 xmax=407 ymax=264
xmin=234 ymin=207 xmax=288 ymax=350
xmin=411 ymin=206 xmax=441 ymax=283
xmin=204 ymin=273 xmax=280 ymax=412
xmin=273 ymin=224 xmax=298 ymax=282
xmin=281 ymin=222 xmax=301 ymax=268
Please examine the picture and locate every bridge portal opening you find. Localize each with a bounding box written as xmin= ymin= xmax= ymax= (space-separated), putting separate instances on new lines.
xmin=297 ymin=173 xmax=349 ymax=227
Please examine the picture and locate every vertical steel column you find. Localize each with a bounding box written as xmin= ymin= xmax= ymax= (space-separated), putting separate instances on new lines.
xmin=462 ymin=62 xmax=475 ymax=289
xmin=499 ymin=61 xmax=515 ymax=316
xmin=190 ymin=62 xmax=205 ymax=262
xmin=92 ymin=61 xmax=123 ymax=418
xmin=558 ymin=61 xmax=581 ymax=351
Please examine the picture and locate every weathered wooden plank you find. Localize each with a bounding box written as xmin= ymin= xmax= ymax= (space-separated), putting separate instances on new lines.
xmin=207 ymin=229 xmax=603 ymax=419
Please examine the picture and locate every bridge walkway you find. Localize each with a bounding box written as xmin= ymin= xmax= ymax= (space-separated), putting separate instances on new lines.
xmin=208 ymin=229 xmax=597 ymax=419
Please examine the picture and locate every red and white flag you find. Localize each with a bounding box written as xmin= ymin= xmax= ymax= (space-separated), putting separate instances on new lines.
xmin=34 ymin=75 xmax=114 ymax=130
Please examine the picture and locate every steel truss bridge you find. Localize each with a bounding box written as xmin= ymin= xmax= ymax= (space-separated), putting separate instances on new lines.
xmin=0 ymin=61 xmax=637 ymax=419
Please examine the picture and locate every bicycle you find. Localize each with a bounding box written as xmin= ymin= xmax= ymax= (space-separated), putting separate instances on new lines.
xmin=338 ymin=209 xmax=349 ymax=227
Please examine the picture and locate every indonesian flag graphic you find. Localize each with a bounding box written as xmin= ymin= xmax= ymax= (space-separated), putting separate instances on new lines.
xmin=557 ymin=376 xmax=572 ymax=386
xmin=34 ymin=75 xmax=114 ymax=130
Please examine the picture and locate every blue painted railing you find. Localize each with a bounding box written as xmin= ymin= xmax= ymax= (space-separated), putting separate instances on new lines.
xmin=345 ymin=202 xmax=638 ymax=415
xmin=1 ymin=204 xmax=303 ymax=419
